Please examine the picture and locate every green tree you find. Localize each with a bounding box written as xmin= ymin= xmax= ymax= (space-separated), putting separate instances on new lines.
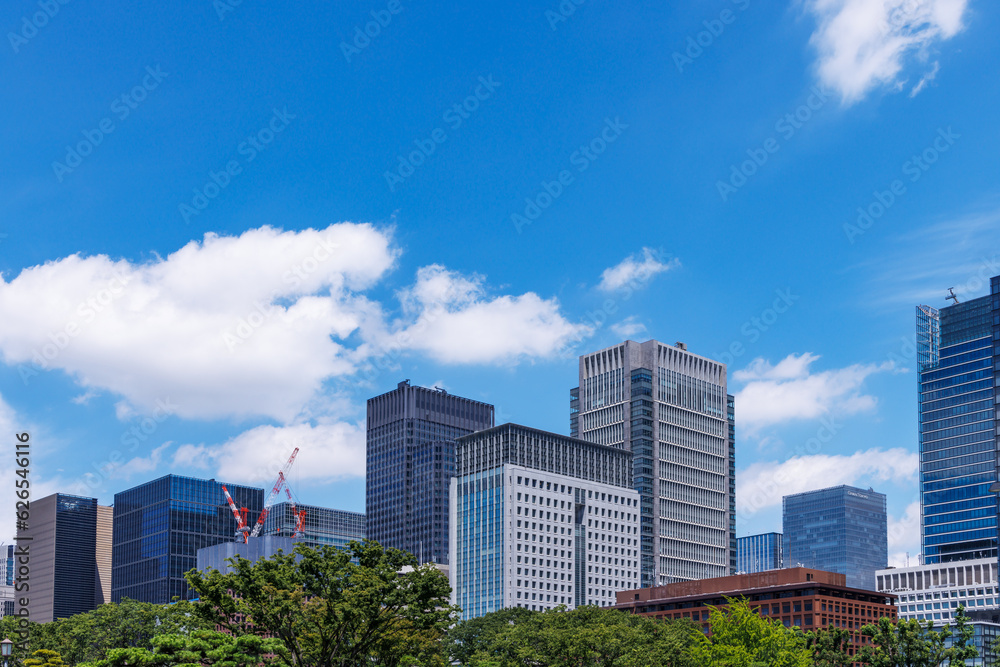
xmin=77 ymin=630 xmax=287 ymax=667
xmin=691 ymin=597 xmax=811 ymax=667
xmin=461 ymin=605 xmax=701 ymax=667
xmin=445 ymin=606 xmax=537 ymax=665
xmin=801 ymin=625 xmax=851 ymax=667
xmin=858 ymin=616 xmax=949 ymax=667
xmin=22 ymin=650 xmax=65 ymax=667
xmin=944 ymin=604 xmax=978 ymax=666
xmin=185 ymin=540 xmax=456 ymax=667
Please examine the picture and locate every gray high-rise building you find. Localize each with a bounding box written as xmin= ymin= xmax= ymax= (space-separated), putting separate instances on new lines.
xmin=366 ymin=380 xmax=494 ymax=564
xmin=783 ymin=485 xmax=887 ymax=590
xmin=737 ymin=532 xmax=783 ymax=573
xmin=571 ymin=339 xmax=736 ymax=586
xmin=917 ymin=277 xmax=1000 ymax=563
xmin=15 ymin=493 xmax=109 ymax=622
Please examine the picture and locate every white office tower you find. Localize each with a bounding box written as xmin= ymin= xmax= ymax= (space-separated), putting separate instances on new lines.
xmin=449 ymin=424 xmax=640 ymax=620
xmin=571 ymin=340 xmax=736 ymax=587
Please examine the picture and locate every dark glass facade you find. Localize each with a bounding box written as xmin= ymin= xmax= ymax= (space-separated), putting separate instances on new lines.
xmin=112 ymin=475 xmax=263 ymax=603
xmin=53 ymin=495 xmax=98 ymax=619
xmin=783 ymin=485 xmax=887 ymax=590
xmin=366 ymin=380 xmax=493 ymax=564
xmin=737 ymin=532 xmax=783 ymax=573
xmin=918 ymin=283 xmax=1000 ymax=564
xmin=15 ymin=493 xmax=99 ymax=622
xmin=261 ymin=501 xmax=365 ymax=549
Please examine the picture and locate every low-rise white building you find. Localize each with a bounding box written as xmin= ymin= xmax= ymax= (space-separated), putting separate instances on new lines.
xmin=876 ymin=557 xmax=999 ymax=624
xmin=449 ymin=424 xmax=640 ymax=620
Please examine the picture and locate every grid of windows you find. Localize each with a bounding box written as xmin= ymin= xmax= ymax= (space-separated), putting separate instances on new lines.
xmin=917 ymin=289 xmax=999 ymax=564
xmin=783 ymin=486 xmax=887 ymax=590
xmin=367 ymin=380 xmax=493 ymax=564
xmin=112 ymin=475 xmax=263 ymax=604
xmin=450 ymin=425 xmax=639 ymax=620
xmin=572 ymin=340 xmax=735 ymax=587
xmin=877 ymin=558 xmax=998 ymax=624
xmin=262 ymin=502 xmax=365 ymax=549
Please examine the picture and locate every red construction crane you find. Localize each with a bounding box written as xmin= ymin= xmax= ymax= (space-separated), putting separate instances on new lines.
xmin=222 ymin=485 xmax=250 ymax=543
xmin=284 ymin=484 xmax=308 ymax=538
xmin=249 ymin=447 xmax=300 ymax=538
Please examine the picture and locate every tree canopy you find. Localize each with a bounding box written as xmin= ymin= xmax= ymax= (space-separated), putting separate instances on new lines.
xmin=184 ymin=540 xmax=456 ymax=667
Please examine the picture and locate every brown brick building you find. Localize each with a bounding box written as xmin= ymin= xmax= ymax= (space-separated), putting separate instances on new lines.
xmin=615 ymin=568 xmax=896 ymax=659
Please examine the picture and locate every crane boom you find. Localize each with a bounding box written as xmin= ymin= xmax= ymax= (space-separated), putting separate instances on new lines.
xmin=249 ymin=447 xmax=300 ymax=538
xmin=222 ymin=485 xmax=249 ymax=543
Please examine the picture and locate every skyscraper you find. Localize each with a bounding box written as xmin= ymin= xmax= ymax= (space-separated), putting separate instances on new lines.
xmin=917 ymin=278 xmax=1000 ymax=563
xmin=112 ymin=475 xmax=263 ymax=603
xmin=571 ymin=340 xmax=736 ymax=586
xmin=737 ymin=532 xmax=783 ymax=573
xmin=15 ymin=493 xmax=106 ymax=622
xmin=783 ymin=485 xmax=887 ymax=590
xmin=366 ymin=380 xmax=493 ymax=564
xmin=449 ymin=423 xmax=639 ymax=619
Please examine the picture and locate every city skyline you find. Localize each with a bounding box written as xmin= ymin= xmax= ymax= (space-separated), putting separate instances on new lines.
xmin=4 ymin=0 xmax=1000 ymax=573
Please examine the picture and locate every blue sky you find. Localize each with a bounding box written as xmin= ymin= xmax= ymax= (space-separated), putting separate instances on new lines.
xmin=1 ymin=0 xmax=998 ymax=565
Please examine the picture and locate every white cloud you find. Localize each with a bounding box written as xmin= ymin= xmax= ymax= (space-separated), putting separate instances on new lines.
xmin=888 ymin=500 xmax=922 ymax=567
xmin=0 ymin=224 xmax=395 ymax=422
xmin=174 ymin=421 xmax=366 ymax=487
xmin=910 ymin=60 xmax=941 ymax=97
xmin=114 ymin=442 xmax=173 ymax=481
xmin=610 ymin=316 xmax=647 ymax=339
xmin=0 ymin=225 xmax=584 ymax=421
xmin=597 ymin=248 xmax=679 ymax=292
xmin=804 ymin=0 xmax=967 ymax=105
xmin=737 ymin=447 xmax=918 ymax=517
xmin=734 ymin=353 xmax=893 ymax=435
xmin=393 ymin=265 xmax=591 ymax=365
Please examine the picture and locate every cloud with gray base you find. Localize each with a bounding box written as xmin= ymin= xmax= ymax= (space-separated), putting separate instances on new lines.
xmin=804 ymin=0 xmax=967 ymax=104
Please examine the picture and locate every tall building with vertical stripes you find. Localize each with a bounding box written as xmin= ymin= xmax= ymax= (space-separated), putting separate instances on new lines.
xmin=918 ymin=277 xmax=1000 ymax=564
xmin=367 ymin=380 xmax=493 ymax=564
xmin=571 ymin=339 xmax=736 ymax=586
xmin=737 ymin=532 xmax=783 ymax=573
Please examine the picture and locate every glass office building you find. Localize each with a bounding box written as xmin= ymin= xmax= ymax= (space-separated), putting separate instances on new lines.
xmin=783 ymin=485 xmax=887 ymax=590
xmin=262 ymin=501 xmax=365 ymax=549
xmin=737 ymin=532 xmax=783 ymax=573
xmin=112 ymin=475 xmax=263 ymax=603
xmin=367 ymin=380 xmax=494 ymax=564
xmin=571 ymin=340 xmax=736 ymax=587
xmin=918 ymin=279 xmax=1000 ymax=564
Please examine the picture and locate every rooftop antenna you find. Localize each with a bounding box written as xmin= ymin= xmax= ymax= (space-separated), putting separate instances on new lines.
xmin=946 ymin=287 xmax=960 ymax=305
